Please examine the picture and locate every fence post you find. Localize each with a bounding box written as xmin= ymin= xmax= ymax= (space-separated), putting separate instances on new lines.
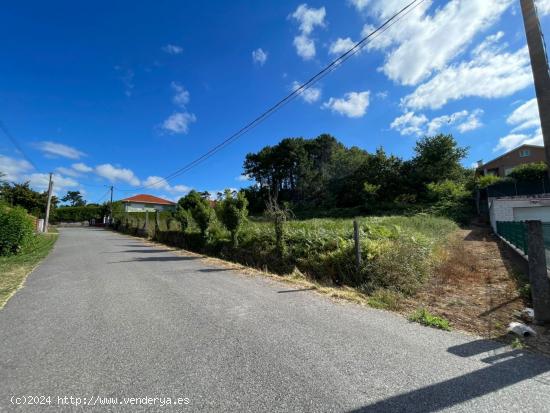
xmin=155 ymin=210 xmax=160 ymax=237
xmin=526 ymin=220 xmax=550 ymax=324
xmin=353 ymin=219 xmax=361 ymax=271
xmin=145 ymin=211 xmax=149 ymax=236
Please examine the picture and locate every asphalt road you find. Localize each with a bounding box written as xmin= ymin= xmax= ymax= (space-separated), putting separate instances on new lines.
xmin=1 ymin=228 xmax=550 ymax=412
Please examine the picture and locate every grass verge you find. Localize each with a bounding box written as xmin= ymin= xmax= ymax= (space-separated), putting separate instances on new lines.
xmin=0 ymin=233 xmax=58 ymax=309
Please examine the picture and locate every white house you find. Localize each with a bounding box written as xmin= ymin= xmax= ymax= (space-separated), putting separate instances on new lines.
xmin=120 ymin=194 xmax=176 ymax=213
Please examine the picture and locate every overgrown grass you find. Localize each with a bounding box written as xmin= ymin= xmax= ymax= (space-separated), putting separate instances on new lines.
xmin=115 ymin=213 xmax=457 ymax=296
xmin=367 ymin=289 xmax=403 ymax=310
xmin=0 ymin=233 xmax=57 ymax=309
xmin=408 ymin=307 xmax=451 ymax=331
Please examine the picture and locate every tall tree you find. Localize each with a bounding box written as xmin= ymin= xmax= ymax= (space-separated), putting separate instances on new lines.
xmin=61 ymin=190 xmax=86 ymax=207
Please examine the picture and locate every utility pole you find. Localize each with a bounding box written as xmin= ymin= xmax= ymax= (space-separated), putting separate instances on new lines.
xmin=44 ymin=172 xmax=54 ymax=233
xmin=109 ymin=185 xmax=114 ymax=225
xmin=521 ymin=0 xmax=550 ymax=175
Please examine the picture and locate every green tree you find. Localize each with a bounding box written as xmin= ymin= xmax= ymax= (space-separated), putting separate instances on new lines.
xmin=0 ymin=181 xmax=57 ymax=216
xmin=411 ymin=134 xmax=468 ymax=185
xmin=174 ymin=207 xmax=190 ymax=232
xmin=61 ymin=190 xmax=86 ymax=207
xmin=178 ymin=190 xmax=213 ymax=238
xmin=216 ymin=189 xmax=249 ymax=247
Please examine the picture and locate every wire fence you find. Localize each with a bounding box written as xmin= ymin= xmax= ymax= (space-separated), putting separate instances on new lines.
xmin=496 ymin=221 xmax=550 ymax=256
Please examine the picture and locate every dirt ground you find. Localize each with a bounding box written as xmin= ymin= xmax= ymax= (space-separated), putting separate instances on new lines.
xmin=403 ymin=225 xmax=550 ymax=355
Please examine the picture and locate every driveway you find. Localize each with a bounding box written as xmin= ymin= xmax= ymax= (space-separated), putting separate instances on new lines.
xmin=1 ymin=228 xmax=550 ymax=412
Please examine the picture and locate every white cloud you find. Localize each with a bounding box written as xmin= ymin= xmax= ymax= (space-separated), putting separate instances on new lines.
xmin=27 ymin=173 xmax=79 ymax=195
xmin=349 ymin=0 xmax=370 ymax=12
xmin=252 ymin=48 xmax=268 ymax=65
xmin=0 ymin=154 xmax=33 ymax=182
xmin=161 ymin=82 xmax=196 ymax=134
xmin=402 ymin=43 xmax=532 ymax=110
xmin=162 ymin=44 xmax=183 ymax=55
xmin=162 ymin=112 xmax=197 ymax=135
xmin=494 ymin=129 xmax=543 ymax=152
xmin=292 ymin=81 xmax=321 ymax=103
xmin=536 ymin=0 xmax=550 ymax=15
xmin=236 ymin=174 xmax=251 ymax=182
xmin=72 ymin=162 xmax=93 ymax=173
xmin=293 ymin=35 xmax=316 ymax=60
xmin=0 ymin=154 xmax=78 ymax=195
xmin=507 ymin=98 xmax=540 ymax=132
xmin=114 ymin=66 xmax=135 ymax=97
xmin=142 ymin=176 xmax=191 ymax=194
xmin=328 ymin=37 xmax=356 ymax=55
xmin=291 ymin=4 xmax=326 ymax=35
xmin=290 ymin=4 xmax=326 ymax=60
xmin=95 ymin=164 xmax=140 ymax=186
xmin=322 ymin=91 xmax=370 ymax=118
xmin=170 ymin=82 xmax=190 ymax=107
xmin=391 ymin=109 xmax=483 ymax=136
xmin=390 ymin=112 xmax=428 ymax=136
xmin=55 ymin=166 xmax=81 ymax=177
xmin=457 ymin=109 xmax=484 ymax=132
xmin=34 ymin=141 xmax=86 ymax=160
xmin=352 ymin=0 xmax=514 ymax=86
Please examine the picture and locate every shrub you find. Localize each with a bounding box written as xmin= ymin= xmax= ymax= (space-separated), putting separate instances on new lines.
xmin=408 ymin=307 xmax=451 ymax=330
xmin=178 ymin=190 xmax=213 ymax=238
xmin=52 ymin=205 xmax=105 ymax=223
xmin=508 ymin=162 xmax=548 ymax=181
xmin=216 ymin=189 xmax=248 ymax=247
xmin=174 ymin=208 xmax=190 ymax=232
xmin=0 ymin=206 xmax=35 ymax=256
xmin=426 ymin=180 xmax=472 ymax=224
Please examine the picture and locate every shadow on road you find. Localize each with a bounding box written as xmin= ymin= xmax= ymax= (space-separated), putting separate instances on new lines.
xmin=277 ymin=288 xmax=317 ymax=293
xmin=109 ymin=256 xmax=200 ymax=264
xmin=197 ymin=268 xmax=234 ymax=273
xmin=346 ymin=339 xmax=550 ymax=412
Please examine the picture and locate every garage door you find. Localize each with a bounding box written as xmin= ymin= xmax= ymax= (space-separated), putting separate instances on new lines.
xmin=513 ymin=206 xmax=550 ymax=222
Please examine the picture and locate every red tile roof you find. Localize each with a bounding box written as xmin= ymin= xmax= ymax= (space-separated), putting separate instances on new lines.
xmin=120 ymin=194 xmax=176 ymax=205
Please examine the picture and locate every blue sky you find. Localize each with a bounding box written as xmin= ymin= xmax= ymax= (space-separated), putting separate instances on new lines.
xmin=0 ymin=0 xmax=549 ymax=203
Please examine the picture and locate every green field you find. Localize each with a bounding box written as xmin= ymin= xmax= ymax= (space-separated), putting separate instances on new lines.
xmin=0 ymin=233 xmax=58 ymax=309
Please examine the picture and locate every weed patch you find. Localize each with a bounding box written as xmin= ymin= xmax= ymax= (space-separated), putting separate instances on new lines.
xmin=408 ymin=307 xmax=451 ymax=331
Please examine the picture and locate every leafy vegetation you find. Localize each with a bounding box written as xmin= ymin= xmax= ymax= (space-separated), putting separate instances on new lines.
xmin=0 ymin=181 xmax=58 ymax=217
xmin=0 ymin=206 xmax=35 ymax=256
xmin=52 ymin=205 xmax=107 ymax=223
xmin=508 ymin=162 xmax=548 ymax=182
xmin=116 ymin=211 xmax=456 ymax=296
xmin=61 ymin=190 xmax=86 ymax=207
xmin=0 ymin=233 xmax=57 ymax=308
xmin=215 ymin=189 xmax=249 ymax=247
xmin=408 ymin=307 xmax=451 ymax=331
xmin=242 ymin=133 xmax=474 ymax=222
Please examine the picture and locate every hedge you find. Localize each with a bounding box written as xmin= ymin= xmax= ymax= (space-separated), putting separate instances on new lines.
xmin=52 ymin=206 xmax=106 ymax=223
xmin=0 ymin=206 xmax=35 ymax=256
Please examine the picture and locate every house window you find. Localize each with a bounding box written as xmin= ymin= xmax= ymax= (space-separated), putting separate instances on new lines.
xmin=504 ymin=168 xmax=514 ymax=176
xmin=519 ymin=149 xmax=531 ymax=158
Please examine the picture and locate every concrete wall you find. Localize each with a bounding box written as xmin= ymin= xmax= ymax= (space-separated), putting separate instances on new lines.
xmin=489 ymin=196 xmax=550 ymax=231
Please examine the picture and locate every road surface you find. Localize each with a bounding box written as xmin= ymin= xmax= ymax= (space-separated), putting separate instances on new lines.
xmin=1 ymin=228 xmax=550 ymax=412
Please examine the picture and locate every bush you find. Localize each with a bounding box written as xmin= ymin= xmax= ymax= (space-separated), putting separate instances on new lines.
xmin=216 ymin=189 xmax=248 ymax=247
xmin=0 ymin=206 xmax=35 ymax=256
xmin=52 ymin=205 xmax=105 ymax=223
xmin=426 ymin=180 xmax=472 ymax=224
xmin=509 ymin=162 xmax=548 ymax=181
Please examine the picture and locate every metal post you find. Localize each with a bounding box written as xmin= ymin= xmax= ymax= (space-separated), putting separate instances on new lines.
xmin=353 ymin=219 xmax=361 ymax=270
xmin=43 ymin=172 xmax=54 ymax=233
xmin=521 ymin=0 xmax=550 ymax=177
xmin=527 ymin=220 xmax=550 ymax=324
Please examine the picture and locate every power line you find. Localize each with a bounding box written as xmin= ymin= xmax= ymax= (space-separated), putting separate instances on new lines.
xmin=0 ymin=120 xmax=39 ymax=170
xmin=118 ymin=0 xmax=425 ymax=192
